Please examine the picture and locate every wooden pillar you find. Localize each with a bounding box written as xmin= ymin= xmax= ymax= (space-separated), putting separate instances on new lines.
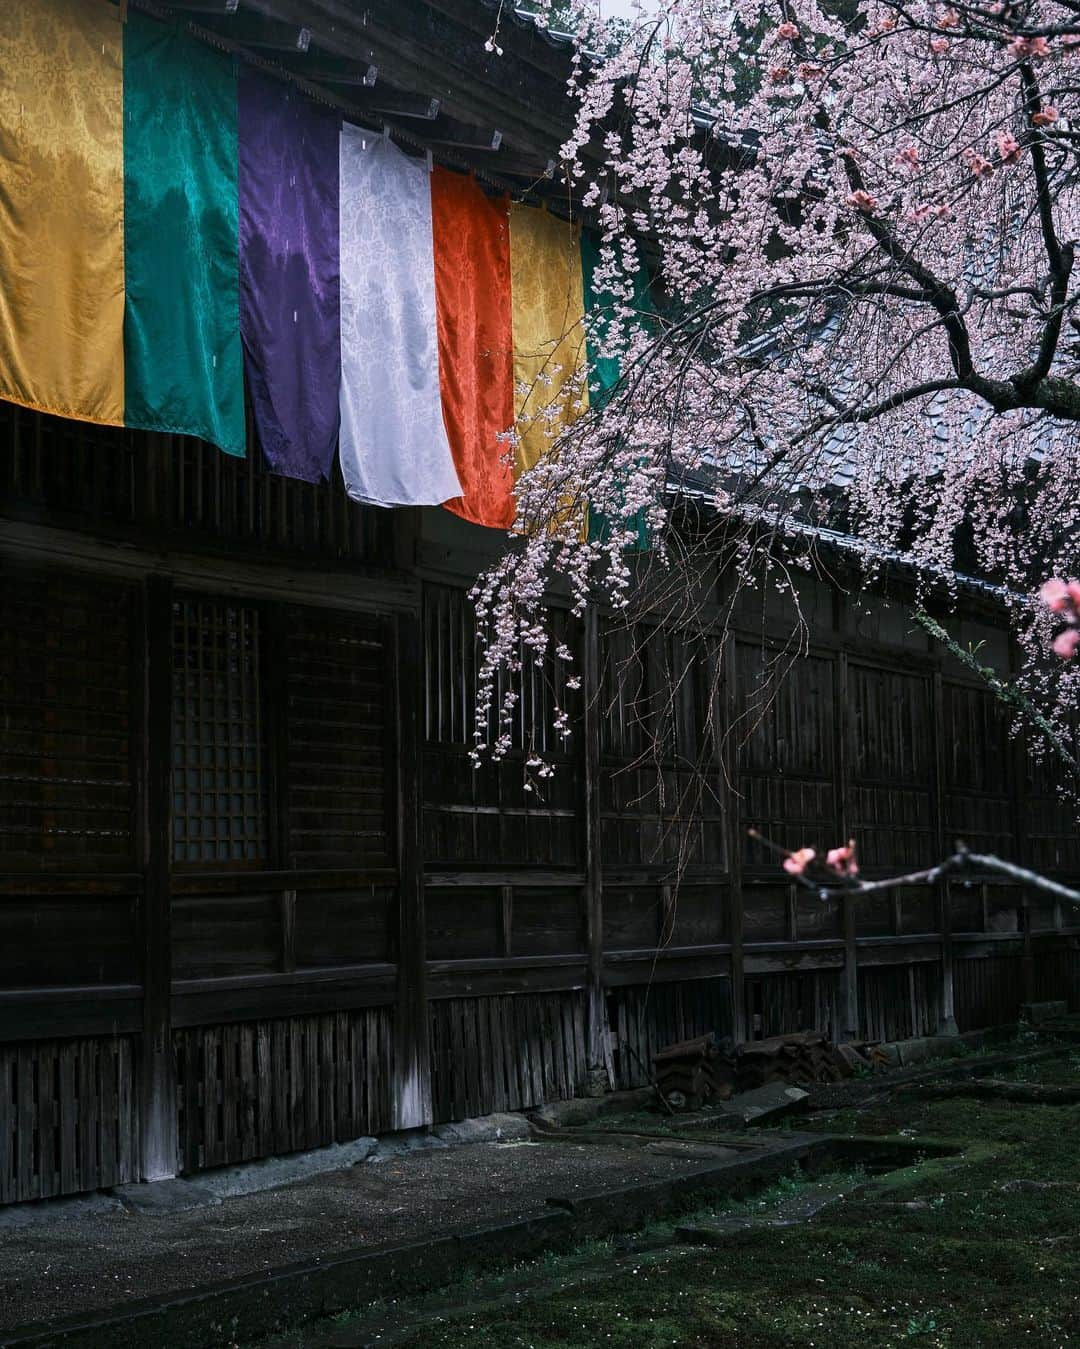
xmin=720 ymin=629 xmax=746 ymax=1043
xmin=1008 ymin=633 xmax=1036 ymax=1006
xmin=391 ymin=608 xmax=431 ymax=1129
xmin=931 ymin=668 xmax=958 ymax=1033
xmin=582 ymin=603 xmax=610 ymax=1084
xmin=139 ymin=574 xmax=177 ymax=1180
xmin=835 ymin=647 xmax=858 ymax=1041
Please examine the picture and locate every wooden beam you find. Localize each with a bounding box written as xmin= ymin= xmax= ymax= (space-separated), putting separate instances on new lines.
xmin=192 ymin=8 xmax=312 ymax=50
xmin=139 ymin=569 xmax=178 ymax=1181
xmin=427 ymin=121 xmax=502 ymax=151
xmin=366 ymin=92 xmax=441 ymax=120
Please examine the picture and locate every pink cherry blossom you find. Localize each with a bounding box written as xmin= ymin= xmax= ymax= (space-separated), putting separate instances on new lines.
xmin=1040 ymin=578 xmax=1072 ymax=612
xmin=930 ymin=37 xmax=950 ymax=54
xmin=1053 ymin=629 xmax=1080 ymax=659
xmin=466 ymin=0 xmax=1080 ymax=775
xmin=777 ymin=21 xmax=799 ymax=39
xmin=1008 ymin=35 xmax=1050 ymax=59
xmin=826 ymin=844 xmax=859 ymax=877
xmin=996 ymin=131 xmax=1021 ymax=163
xmin=783 ymin=847 xmax=817 ymax=877
xmin=846 ymin=189 xmax=878 ymax=213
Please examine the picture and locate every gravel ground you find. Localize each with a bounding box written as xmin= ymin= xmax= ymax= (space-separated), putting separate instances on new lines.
xmin=0 ymin=1137 xmax=755 ymax=1333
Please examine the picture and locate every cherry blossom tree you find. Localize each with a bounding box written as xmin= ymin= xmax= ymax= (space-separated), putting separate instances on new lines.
xmin=473 ymin=0 xmax=1080 ymax=779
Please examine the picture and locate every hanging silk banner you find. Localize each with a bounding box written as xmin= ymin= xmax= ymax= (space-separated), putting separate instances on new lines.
xmin=581 ymin=232 xmax=653 ymax=549
xmin=0 ymin=0 xmax=124 ymax=427
xmin=338 ymin=129 xmax=461 ymax=506
xmin=508 ymin=204 xmax=589 ymax=481
xmin=431 ymin=168 xmax=515 ymax=530
xmin=238 ymin=69 xmax=340 ymax=482
xmin=123 ymin=14 xmax=244 ymax=457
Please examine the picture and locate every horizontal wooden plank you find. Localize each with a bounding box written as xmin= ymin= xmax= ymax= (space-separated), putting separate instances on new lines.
xmin=424 ymin=871 xmax=586 ymax=887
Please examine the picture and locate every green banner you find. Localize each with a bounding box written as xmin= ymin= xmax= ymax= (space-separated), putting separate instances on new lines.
xmin=123 ymin=14 xmax=243 ymax=456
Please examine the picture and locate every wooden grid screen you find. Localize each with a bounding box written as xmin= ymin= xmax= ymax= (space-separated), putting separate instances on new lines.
xmin=172 ymin=599 xmax=268 ymax=865
xmin=285 ymin=609 xmax=390 ymax=869
xmin=0 ymin=568 xmax=134 ymax=870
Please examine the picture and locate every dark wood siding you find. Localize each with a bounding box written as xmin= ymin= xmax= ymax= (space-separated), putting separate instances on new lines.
xmin=285 ymin=609 xmax=391 ymax=870
xmin=0 ymin=568 xmax=135 ymax=871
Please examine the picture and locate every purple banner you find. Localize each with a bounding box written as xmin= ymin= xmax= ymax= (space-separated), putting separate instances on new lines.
xmin=239 ymin=70 xmax=340 ymax=482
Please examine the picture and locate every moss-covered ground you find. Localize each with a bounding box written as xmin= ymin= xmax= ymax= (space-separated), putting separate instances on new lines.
xmin=386 ymin=1053 xmax=1080 ymax=1349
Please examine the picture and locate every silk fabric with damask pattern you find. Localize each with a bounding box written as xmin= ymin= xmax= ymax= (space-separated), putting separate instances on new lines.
xmin=123 ymin=12 xmax=244 ymax=457
xmin=0 ymin=0 xmax=125 ymax=426
xmin=239 ymin=69 xmax=341 ymax=483
xmin=508 ymin=203 xmax=590 ymax=482
xmin=0 ymin=2 xmax=611 ymax=510
xmin=432 ymin=168 xmax=516 ymax=530
xmin=338 ymin=129 xmax=462 ymax=507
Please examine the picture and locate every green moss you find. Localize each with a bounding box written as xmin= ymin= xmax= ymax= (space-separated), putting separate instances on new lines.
xmin=391 ymin=1058 xmax=1080 ymax=1348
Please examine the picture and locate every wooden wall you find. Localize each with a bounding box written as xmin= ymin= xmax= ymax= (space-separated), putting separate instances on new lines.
xmin=0 ymin=403 xmax=1077 ymax=1206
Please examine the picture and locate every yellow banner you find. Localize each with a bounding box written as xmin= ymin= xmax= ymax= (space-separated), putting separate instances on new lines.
xmin=0 ymin=0 xmax=124 ymax=425
xmin=508 ymin=203 xmax=589 ymax=482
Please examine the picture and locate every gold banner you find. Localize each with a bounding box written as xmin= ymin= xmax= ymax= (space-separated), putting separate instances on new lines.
xmin=509 ymin=203 xmax=589 ymax=482
xmin=0 ymin=0 xmax=124 ymax=425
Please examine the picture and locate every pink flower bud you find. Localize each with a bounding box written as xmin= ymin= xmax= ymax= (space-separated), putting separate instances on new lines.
xmin=769 ymin=65 xmax=792 ymax=82
xmin=930 ymin=37 xmax=950 ymax=53
xmin=1033 ymin=105 xmax=1059 ymax=126
xmin=939 ymin=7 xmax=960 ymax=26
xmin=964 ymin=149 xmax=994 ymax=177
xmin=1041 ymin=578 xmax=1072 ymax=612
xmin=846 ymin=189 xmax=878 ymax=213
xmin=996 ymin=132 xmax=1021 ymax=163
xmin=777 ymin=21 xmax=799 ymax=39
xmin=826 ymin=844 xmax=859 ymax=877
xmin=1052 ymin=628 xmax=1080 ymax=659
xmin=897 ymin=146 xmax=920 ymax=169
xmin=1068 ymin=581 xmax=1080 ymax=607
xmin=783 ymin=847 xmax=816 ymax=877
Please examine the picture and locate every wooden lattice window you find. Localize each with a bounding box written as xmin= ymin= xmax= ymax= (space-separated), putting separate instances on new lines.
xmin=172 ymin=599 xmax=268 ymax=865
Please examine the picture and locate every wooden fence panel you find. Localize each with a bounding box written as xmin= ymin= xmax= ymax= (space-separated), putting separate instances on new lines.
xmin=954 ymin=956 xmax=1025 ymax=1031
xmin=608 ymin=978 xmax=734 ymax=1090
xmin=0 ymin=1036 xmax=137 ymax=1204
xmin=174 ymin=1008 xmax=393 ymax=1173
xmin=428 ymin=991 xmax=587 ymax=1121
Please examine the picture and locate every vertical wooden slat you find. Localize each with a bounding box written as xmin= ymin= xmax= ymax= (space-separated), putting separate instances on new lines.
xmin=141 ymin=574 xmax=177 ymax=1180
xmin=256 ymin=1022 xmax=272 ymax=1157
xmin=582 ymin=604 xmax=608 ymax=1087
xmin=101 ymin=1039 xmax=120 ymax=1184
xmin=17 ymin=1047 xmax=37 ymax=1202
xmin=0 ymin=1049 xmax=13 ymax=1205
xmin=391 ymin=607 xmax=431 ymax=1129
xmin=58 ymin=1043 xmax=77 ymax=1196
xmin=37 ymin=1045 xmax=56 ymax=1198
